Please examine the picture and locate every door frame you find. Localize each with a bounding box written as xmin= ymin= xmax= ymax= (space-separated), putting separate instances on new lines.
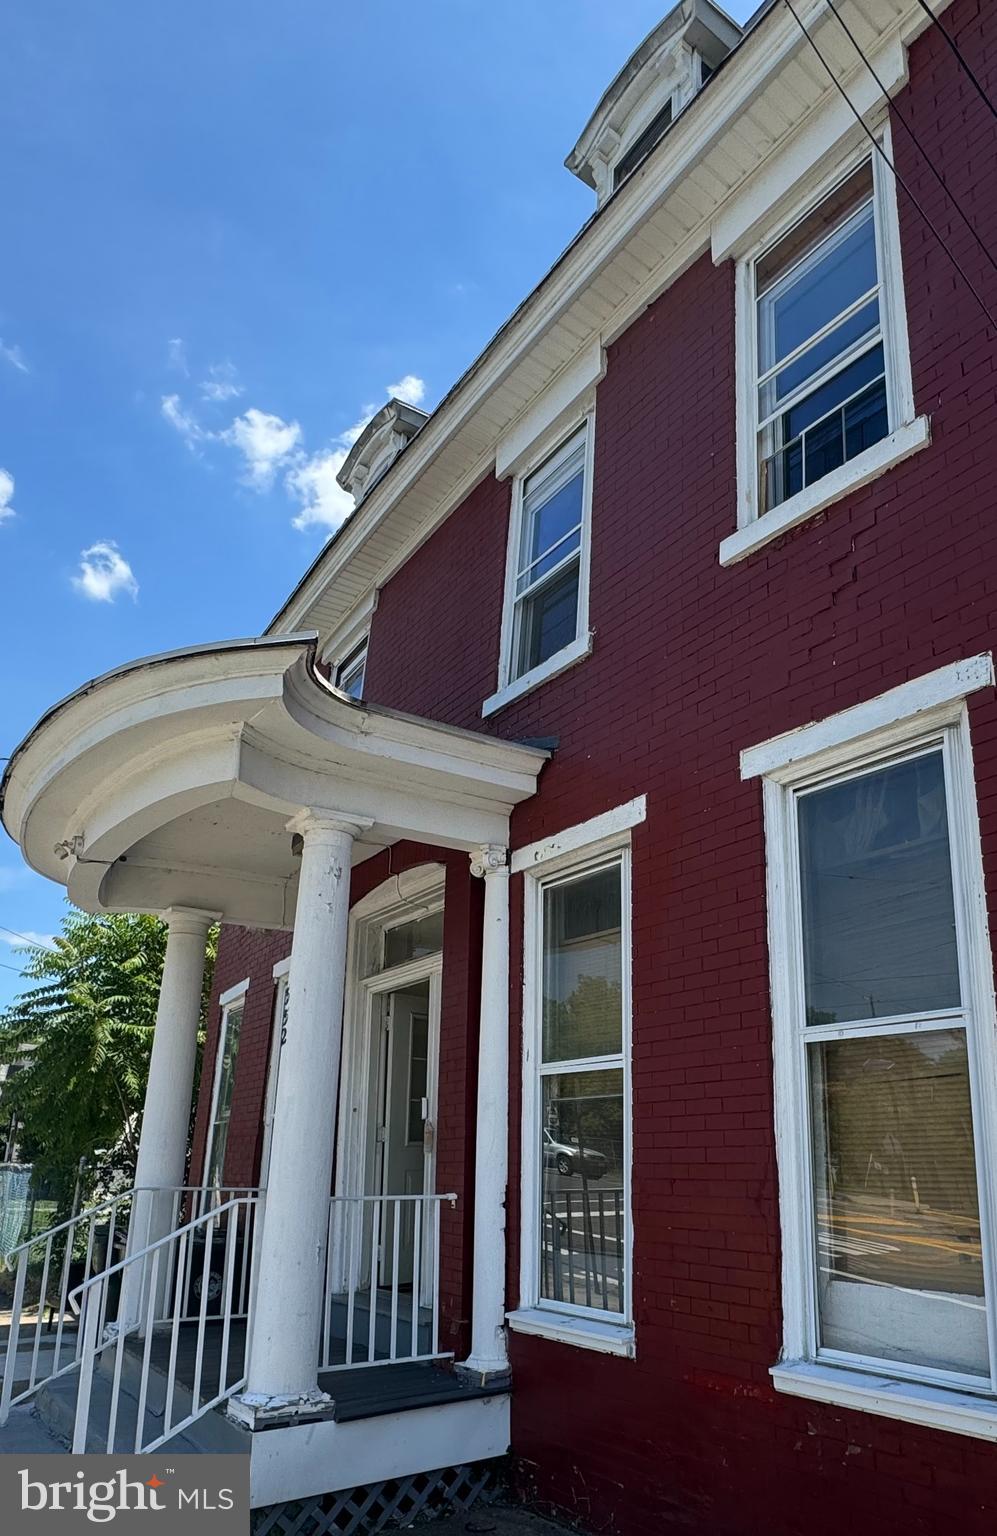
xmin=331 ymin=865 xmax=446 ymax=1293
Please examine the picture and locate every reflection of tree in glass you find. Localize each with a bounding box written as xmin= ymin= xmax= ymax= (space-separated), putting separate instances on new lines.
xmin=543 ymin=973 xmax=622 ymax=1065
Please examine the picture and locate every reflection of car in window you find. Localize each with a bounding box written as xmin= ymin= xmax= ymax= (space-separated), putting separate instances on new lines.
xmin=543 ymin=1127 xmax=608 ymax=1179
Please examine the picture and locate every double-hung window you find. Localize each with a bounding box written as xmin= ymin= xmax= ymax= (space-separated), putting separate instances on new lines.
xmin=751 ymin=659 xmax=997 ymax=1433
xmin=204 ymin=988 xmax=246 ymax=1190
xmin=755 ymin=159 xmax=890 ymax=514
xmin=487 ymin=421 xmax=593 ymax=713
xmin=723 ymin=138 xmax=925 ymax=564
xmin=510 ymin=800 xmax=641 ymax=1356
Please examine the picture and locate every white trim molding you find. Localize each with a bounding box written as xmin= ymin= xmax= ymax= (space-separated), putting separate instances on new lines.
xmin=516 ymin=804 xmax=637 ymax=1356
xmin=741 ymin=655 xmax=995 ymax=782
xmin=512 ymin=795 xmax=647 ymax=874
xmin=218 ymin=977 xmax=251 ymax=1008
xmin=752 ymin=658 xmax=997 ymax=1435
xmin=496 ymin=340 xmax=606 ymax=479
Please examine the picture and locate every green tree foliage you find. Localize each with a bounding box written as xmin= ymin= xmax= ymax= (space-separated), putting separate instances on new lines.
xmin=0 ymin=908 xmax=216 ymax=1204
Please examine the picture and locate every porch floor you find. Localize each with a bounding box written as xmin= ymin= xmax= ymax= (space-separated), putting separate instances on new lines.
xmin=123 ymin=1320 xmax=492 ymax=1424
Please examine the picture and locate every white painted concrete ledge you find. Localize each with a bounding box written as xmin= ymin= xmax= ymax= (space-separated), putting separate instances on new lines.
xmin=719 ymin=416 xmax=931 ymax=567
xmin=772 ymin=1362 xmax=997 ymax=1441
xmin=507 ymin=1307 xmax=635 ymax=1358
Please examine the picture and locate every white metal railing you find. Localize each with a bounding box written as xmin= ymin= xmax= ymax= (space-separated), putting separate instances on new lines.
xmin=322 ymin=1192 xmax=456 ymax=1371
xmin=68 ymin=1190 xmax=261 ymax=1454
xmin=0 ymin=1184 xmax=258 ymax=1426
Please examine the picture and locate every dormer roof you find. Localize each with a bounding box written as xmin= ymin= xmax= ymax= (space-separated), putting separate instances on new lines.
xmin=566 ymin=0 xmax=743 ymax=205
xmin=337 ymin=397 xmax=429 ymax=506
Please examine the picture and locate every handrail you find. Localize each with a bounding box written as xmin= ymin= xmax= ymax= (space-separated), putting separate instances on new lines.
xmin=323 ymin=1191 xmax=457 ymax=1372
xmin=68 ymin=1191 xmax=261 ymax=1454
xmin=0 ymin=1183 xmax=262 ymax=1428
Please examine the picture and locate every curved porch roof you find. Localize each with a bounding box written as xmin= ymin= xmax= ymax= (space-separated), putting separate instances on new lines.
xmin=0 ymin=634 xmax=548 ymax=928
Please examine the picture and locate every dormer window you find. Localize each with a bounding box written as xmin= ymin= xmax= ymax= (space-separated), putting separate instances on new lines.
xmin=337 ymin=398 xmax=428 ymax=508
xmin=566 ymin=1 xmax=742 ymax=206
xmin=612 ymin=99 xmax=674 ymax=190
xmin=336 ymin=638 xmax=368 ymax=700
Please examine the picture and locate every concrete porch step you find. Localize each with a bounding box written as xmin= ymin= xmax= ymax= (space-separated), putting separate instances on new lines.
xmin=23 ymin=1332 xmax=248 ymax=1456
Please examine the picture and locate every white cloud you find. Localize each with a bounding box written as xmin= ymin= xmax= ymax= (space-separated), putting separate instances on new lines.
xmin=286 ymin=450 xmax=354 ymax=533
xmin=0 ymin=468 xmax=15 ymax=523
xmin=387 ymin=374 xmax=426 ymax=407
xmin=161 ymin=392 xmax=207 ymax=449
xmin=200 ymin=361 xmax=243 ymax=403
xmin=224 ymin=407 xmax=302 ymax=490
xmin=72 ymin=541 xmax=139 ymax=603
xmin=0 ymin=338 xmax=28 ymax=373
xmin=158 ymin=369 xmax=427 ymax=536
xmin=167 ymin=337 xmax=188 ymax=375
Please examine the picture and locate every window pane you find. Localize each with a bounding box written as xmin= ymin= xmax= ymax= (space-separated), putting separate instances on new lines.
xmin=208 ymin=1004 xmax=243 ymax=1187
xmin=540 ymin=1068 xmax=625 ymax=1313
xmin=761 ymin=297 xmax=880 ymax=416
xmin=520 ymin=467 xmax=584 ymax=581
xmin=542 ymin=865 xmax=622 ymax=1063
xmin=383 ymin=910 xmax=444 ymax=969
xmin=514 ymin=560 xmax=580 ymax=678
xmin=810 ymin=1030 xmax=988 ymax=1378
xmin=798 ymin=751 xmax=960 ymax=1025
xmin=759 ymin=201 xmax=877 ymax=373
xmin=407 ymin=1012 xmax=429 ymax=1145
xmin=337 ymin=642 xmax=367 ymax=700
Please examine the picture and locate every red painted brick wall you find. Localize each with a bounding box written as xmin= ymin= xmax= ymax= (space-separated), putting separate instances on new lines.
xmin=365 ymin=5 xmax=997 ymax=1532
xmin=204 ymin=3 xmax=997 ymax=1530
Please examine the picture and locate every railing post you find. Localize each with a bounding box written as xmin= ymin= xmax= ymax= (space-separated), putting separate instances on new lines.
xmin=0 ymin=1251 xmax=27 ymax=1425
xmin=72 ymin=1281 xmax=103 ymax=1453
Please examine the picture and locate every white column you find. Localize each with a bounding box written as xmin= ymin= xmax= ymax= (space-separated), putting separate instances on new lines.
xmin=125 ymin=907 xmax=215 ymax=1321
xmin=462 ymin=844 xmax=511 ymax=1380
xmin=236 ymin=809 xmax=369 ymax=1418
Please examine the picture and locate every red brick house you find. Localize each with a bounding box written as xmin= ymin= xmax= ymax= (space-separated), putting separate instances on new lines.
xmin=3 ymin=1 xmax=996 ymax=1530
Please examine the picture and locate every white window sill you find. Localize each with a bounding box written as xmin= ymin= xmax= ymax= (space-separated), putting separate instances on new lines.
xmin=482 ymin=632 xmax=593 ymax=718
xmin=720 ymin=415 xmax=931 ymax=567
xmin=772 ymin=1361 xmax=997 ymax=1442
xmin=507 ymin=1307 xmax=634 ymax=1358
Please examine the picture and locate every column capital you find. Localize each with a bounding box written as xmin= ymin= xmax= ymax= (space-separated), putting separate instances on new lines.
xmin=161 ymin=906 xmax=220 ymax=937
xmin=470 ymin=844 xmax=508 ymax=879
xmin=286 ymin=808 xmax=375 ymax=842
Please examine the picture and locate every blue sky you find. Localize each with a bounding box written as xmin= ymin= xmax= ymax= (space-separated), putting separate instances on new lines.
xmin=0 ymin=1 xmax=756 ymax=1005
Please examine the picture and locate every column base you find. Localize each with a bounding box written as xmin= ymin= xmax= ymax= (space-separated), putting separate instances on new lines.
xmin=226 ymin=1387 xmax=335 ymax=1431
xmin=455 ymin=1356 xmax=512 ymax=1391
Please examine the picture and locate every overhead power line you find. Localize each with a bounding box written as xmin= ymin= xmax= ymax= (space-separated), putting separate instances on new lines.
xmin=912 ymin=0 xmax=997 ymax=123
xmin=782 ymin=0 xmax=997 ymax=335
xmin=0 ymin=924 xmax=58 ymax=953
xmin=823 ymin=0 xmax=997 ymax=280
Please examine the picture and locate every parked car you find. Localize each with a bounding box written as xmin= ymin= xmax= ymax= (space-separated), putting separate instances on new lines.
xmin=543 ymin=1129 xmax=608 ymax=1180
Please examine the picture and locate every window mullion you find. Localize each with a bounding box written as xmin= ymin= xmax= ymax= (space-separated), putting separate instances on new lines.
xmin=755 ymin=331 xmax=884 ymax=436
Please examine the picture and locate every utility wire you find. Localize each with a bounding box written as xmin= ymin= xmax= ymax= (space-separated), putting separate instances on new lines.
xmin=824 ymin=0 xmax=997 ymax=279
xmin=0 ymin=960 xmax=27 ymax=975
xmin=0 ymin=924 xmax=58 ymax=953
xmin=912 ymin=0 xmax=997 ymax=123
xmin=782 ymin=0 xmax=997 ymax=335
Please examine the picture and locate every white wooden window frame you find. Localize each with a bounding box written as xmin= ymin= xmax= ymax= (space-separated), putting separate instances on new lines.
xmin=203 ymin=978 xmax=249 ymax=1190
xmin=483 ymin=410 xmax=596 ymax=718
xmin=744 ymin=655 xmax=997 ymax=1438
xmin=722 ymin=123 xmax=928 ymax=567
xmin=335 ymin=635 xmax=369 ymax=699
xmin=508 ymin=808 xmax=638 ymax=1357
